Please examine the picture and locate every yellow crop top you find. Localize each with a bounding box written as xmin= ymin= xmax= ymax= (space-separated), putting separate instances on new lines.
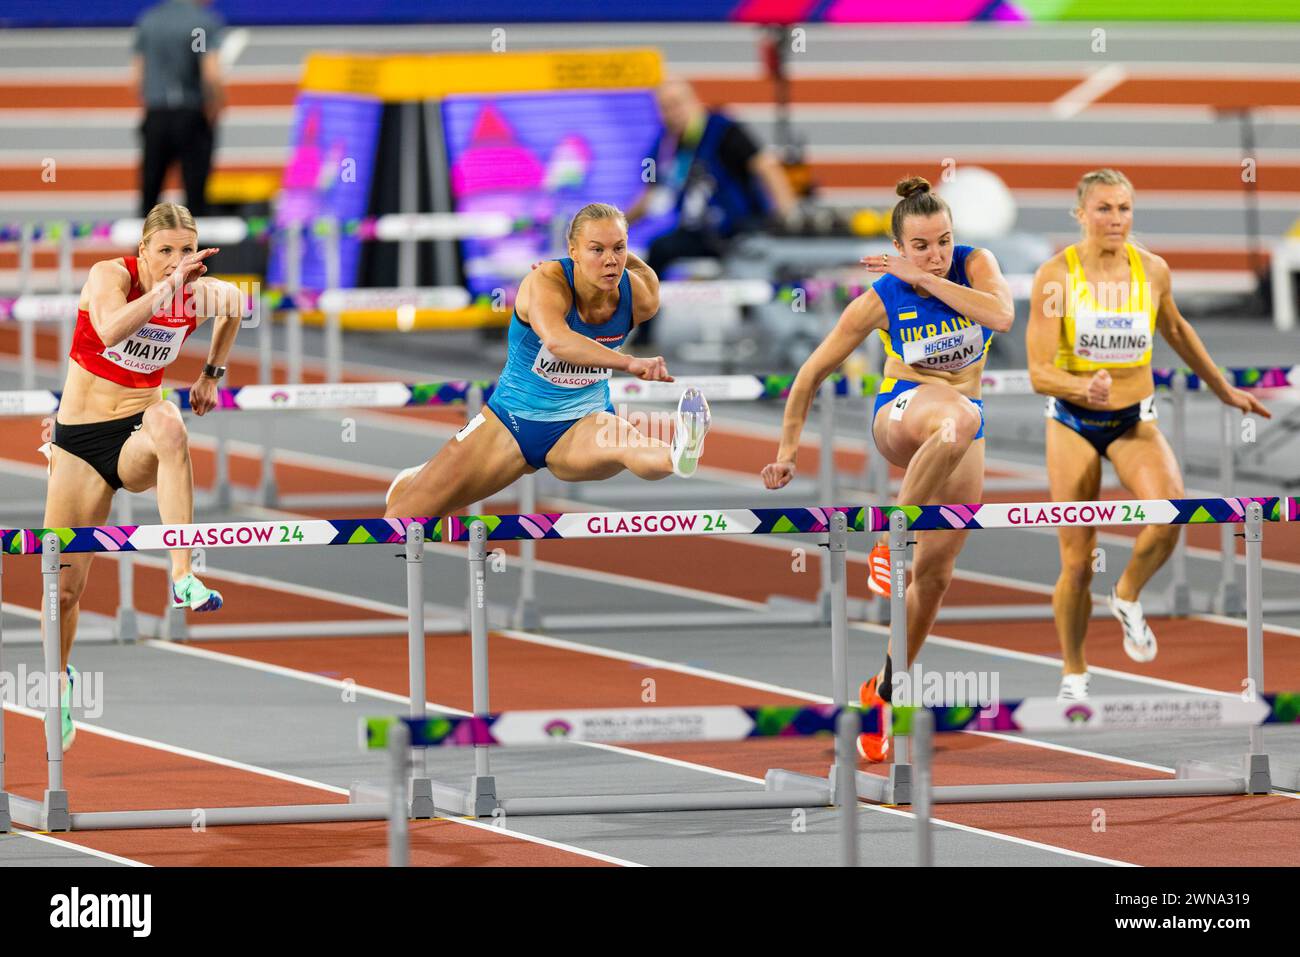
xmin=1055 ymin=243 xmax=1158 ymax=372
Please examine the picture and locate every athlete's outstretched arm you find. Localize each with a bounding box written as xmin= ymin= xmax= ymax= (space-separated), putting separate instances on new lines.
xmin=1027 ymin=258 xmax=1101 ymax=405
xmin=1152 ymin=257 xmax=1270 ymax=418
xmin=525 ymin=262 xmax=670 ymax=381
xmin=764 ymin=289 xmax=884 ymax=486
xmin=624 ymin=251 xmax=660 ymax=324
xmin=863 ymin=248 xmax=1013 ymax=332
xmin=187 ymin=279 xmax=245 ymax=415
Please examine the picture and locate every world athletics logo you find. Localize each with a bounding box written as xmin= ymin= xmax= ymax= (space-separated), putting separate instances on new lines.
xmin=543 ymin=719 xmax=573 ymax=739
xmin=1064 ymin=704 xmax=1094 ymax=725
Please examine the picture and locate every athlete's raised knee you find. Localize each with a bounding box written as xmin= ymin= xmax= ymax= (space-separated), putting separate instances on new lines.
xmin=920 ymin=399 xmax=980 ymax=447
xmin=144 ymin=402 xmax=189 ymax=459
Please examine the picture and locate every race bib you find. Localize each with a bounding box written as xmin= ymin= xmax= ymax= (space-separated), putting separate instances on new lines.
xmin=1072 ymin=308 xmax=1151 ymax=365
xmin=531 ymin=344 xmax=611 ymax=389
xmin=101 ymin=320 xmax=188 ymax=375
xmin=901 ymin=323 xmax=984 ymax=372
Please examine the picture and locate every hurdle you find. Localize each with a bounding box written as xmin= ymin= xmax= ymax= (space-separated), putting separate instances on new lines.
xmin=769 ymin=496 xmax=1295 ymax=808
xmin=362 ymin=705 xmax=865 ymax=867
xmin=374 ymin=495 xmax=1295 ymax=819
xmin=391 ymin=506 xmax=864 ymax=817
xmin=0 ymin=516 xmax=440 ymax=832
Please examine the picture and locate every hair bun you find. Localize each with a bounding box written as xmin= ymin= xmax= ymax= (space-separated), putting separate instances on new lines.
xmin=895 ymin=176 xmax=932 ymax=199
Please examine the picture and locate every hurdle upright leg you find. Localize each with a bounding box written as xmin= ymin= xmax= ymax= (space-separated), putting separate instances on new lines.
xmin=835 ymin=708 xmax=860 ymax=867
xmin=41 ymin=533 xmax=70 ymax=831
xmin=467 ymin=522 xmax=497 ymax=816
xmin=1165 ymin=372 xmax=1191 ymax=616
xmin=1243 ymin=503 xmax=1271 ymax=793
xmin=388 ymin=721 xmax=411 ymax=868
xmin=883 ymin=510 xmax=911 ymax=805
xmin=404 ymin=523 xmax=435 ymax=818
xmin=1215 ymin=406 xmax=1244 ymax=615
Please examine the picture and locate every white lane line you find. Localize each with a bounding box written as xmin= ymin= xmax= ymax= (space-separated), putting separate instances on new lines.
xmin=2 ymin=698 xmax=635 ymax=867
xmin=12 ymin=831 xmax=149 ymax=867
xmin=439 ymin=816 xmax=643 ymax=867
xmin=2 ymin=602 xmax=41 ymax=621
xmin=1052 ymin=64 xmax=1129 ymax=119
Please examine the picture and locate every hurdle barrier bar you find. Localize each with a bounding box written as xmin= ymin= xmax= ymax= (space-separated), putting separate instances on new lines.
xmin=362 ymin=704 xmax=865 ymax=867
xmin=360 ymin=685 xmax=1298 ymax=866
xmin=0 ymin=516 xmax=441 ymax=832
xmin=787 ymin=497 xmax=1293 ymax=809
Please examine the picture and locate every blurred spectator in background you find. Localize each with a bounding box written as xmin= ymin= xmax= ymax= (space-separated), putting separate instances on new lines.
xmin=627 ymin=79 xmax=798 ymax=341
xmin=132 ymin=0 xmax=227 ymax=217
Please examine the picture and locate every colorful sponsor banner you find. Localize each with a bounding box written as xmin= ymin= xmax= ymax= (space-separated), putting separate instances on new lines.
xmin=1 ymin=518 xmax=432 ymax=555
xmin=227 ymin=382 xmax=415 ymax=411
xmin=872 ymin=497 xmax=1280 ymax=532
xmin=609 ymin=376 xmax=766 ymax=403
xmin=1008 ymin=694 xmax=1269 ymax=732
xmin=363 ymin=692 xmax=1298 ymax=749
xmin=0 ymin=496 xmax=1284 ymax=554
xmin=363 ymin=704 xmax=845 ymax=750
xmin=436 ymin=506 xmax=867 ymax=542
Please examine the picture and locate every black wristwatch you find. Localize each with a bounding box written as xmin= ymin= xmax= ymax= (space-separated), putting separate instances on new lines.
xmin=202 ymin=364 xmax=227 ymax=380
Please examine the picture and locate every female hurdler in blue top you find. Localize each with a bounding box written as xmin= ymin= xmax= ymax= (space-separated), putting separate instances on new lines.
xmin=384 ymin=203 xmax=710 ymax=518
xmin=761 ymin=176 xmax=1014 ymax=762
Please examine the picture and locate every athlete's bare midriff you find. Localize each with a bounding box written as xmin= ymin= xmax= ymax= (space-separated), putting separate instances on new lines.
xmin=56 ymin=359 xmax=162 ymax=424
xmin=1054 ymin=363 xmax=1155 ymax=411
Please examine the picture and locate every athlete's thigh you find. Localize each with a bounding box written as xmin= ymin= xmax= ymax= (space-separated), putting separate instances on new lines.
xmin=1046 ymin=419 xmax=1102 ymax=562
xmin=401 ymin=406 xmax=531 ymax=514
xmin=873 ymin=383 xmax=979 ymax=467
xmin=117 ymin=402 xmax=185 ymax=493
xmin=547 ymin=410 xmax=661 ymax=482
xmin=44 ymin=447 xmax=115 ymax=592
xmin=1106 ymin=421 xmax=1184 ymax=499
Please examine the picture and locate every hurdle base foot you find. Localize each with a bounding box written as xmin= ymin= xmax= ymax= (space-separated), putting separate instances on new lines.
xmin=512 ymin=598 xmax=542 ymax=631
xmin=114 ymin=607 xmax=139 ymax=644
xmin=1213 ymin=581 xmax=1244 ymax=617
xmin=0 ymin=791 xmax=11 ymax=833
xmin=470 ymin=775 xmax=498 ymax=818
xmin=1177 ymin=754 xmax=1271 ymax=794
xmin=1165 ymin=581 xmax=1192 ymax=618
xmin=409 ymin=777 xmax=436 ymax=819
xmin=43 ymin=789 xmax=70 ymax=832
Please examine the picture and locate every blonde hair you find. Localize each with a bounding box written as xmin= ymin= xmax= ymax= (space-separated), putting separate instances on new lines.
xmin=566 ymin=203 xmax=627 ymax=246
xmin=141 ymin=203 xmax=197 ymax=247
xmin=890 ymin=176 xmax=951 ymax=243
xmin=1074 ymin=168 xmax=1134 ymax=210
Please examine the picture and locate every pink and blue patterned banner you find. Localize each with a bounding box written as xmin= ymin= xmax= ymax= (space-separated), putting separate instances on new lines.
xmin=435 ymin=506 xmax=869 ymax=543
xmin=2 ymin=517 xmax=433 ymax=556
xmin=2 ymin=497 xmax=1292 ymax=555
xmin=363 ymin=691 xmax=1300 ymax=749
xmin=871 ymin=496 xmax=1283 ymax=532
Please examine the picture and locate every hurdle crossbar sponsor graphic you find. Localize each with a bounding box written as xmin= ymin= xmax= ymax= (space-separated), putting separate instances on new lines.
xmin=363 ymin=693 xmax=1298 ymax=749
xmin=1 ymin=497 xmax=1292 ymax=553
